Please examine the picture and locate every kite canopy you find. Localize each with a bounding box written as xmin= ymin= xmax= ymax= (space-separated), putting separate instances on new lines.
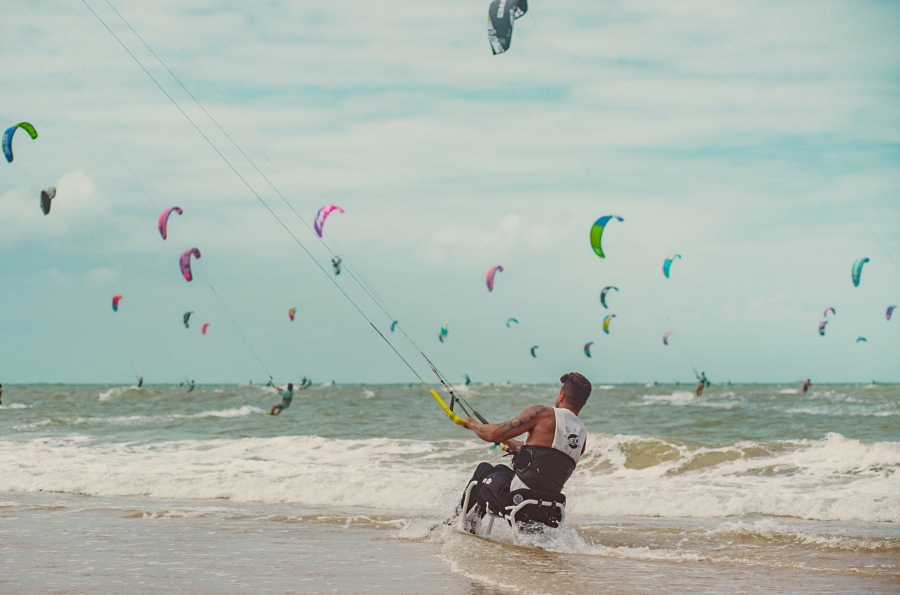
xmin=183 ymin=311 xmax=193 ymax=328
xmin=663 ymin=331 xmax=673 ymax=346
xmin=487 ymin=0 xmax=528 ymax=55
xmin=823 ymin=307 xmax=836 ymax=318
xmin=289 ymin=308 xmax=297 ymax=321
xmin=603 ymin=314 xmax=616 ymax=334
xmin=600 ymin=286 xmax=618 ymax=309
xmin=888 ymin=306 xmax=897 ymax=321
xmin=3 ymin=122 xmax=38 ymax=163
xmin=530 ymin=345 xmax=539 ymax=358
xmin=112 ymin=295 xmax=122 ymax=312
xmin=158 ymin=206 xmax=183 ymax=240
xmin=506 ymin=317 xmax=519 ymax=328
xmin=583 ymin=342 xmax=593 ymax=357
xmin=179 ymin=248 xmax=201 ymax=282
xmin=663 ymin=254 xmax=682 ymax=279
xmin=486 ymin=265 xmax=504 ymax=292
xmin=439 ymin=321 xmax=449 ymax=343
xmin=202 ymin=323 xmax=210 ymax=335
xmin=589 ymin=216 xmax=624 ymax=259
xmin=818 ymin=321 xmax=828 ymax=336
xmin=856 ymin=336 xmax=867 ymax=343
xmin=314 ymin=205 xmax=344 ymax=238
xmin=40 ymin=187 xmax=56 ymax=215
xmin=852 ymin=258 xmax=869 ymax=287
xmin=390 ymin=320 xmax=398 ymax=332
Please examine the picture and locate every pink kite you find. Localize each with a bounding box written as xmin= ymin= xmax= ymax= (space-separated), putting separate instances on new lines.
xmin=112 ymin=294 xmax=122 ymax=312
xmin=158 ymin=206 xmax=183 ymax=240
xmin=202 ymin=323 xmax=210 ymax=335
xmin=180 ymin=248 xmax=201 ymax=282
xmin=314 ymin=205 xmax=344 ymax=237
xmin=486 ymin=265 xmax=503 ymax=292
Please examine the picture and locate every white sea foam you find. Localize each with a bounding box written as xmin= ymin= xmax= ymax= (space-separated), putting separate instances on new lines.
xmin=569 ymin=432 xmax=900 ymax=522
xmin=0 ymin=432 xmax=895 ymax=523
xmin=177 ymin=405 xmax=264 ymax=419
xmin=0 ymin=403 xmax=31 ymax=409
xmin=779 ymin=388 xmax=800 ymax=394
xmin=97 ymin=386 xmax=143 ymax=401
xmin=641 ymin=391 xmax=695 ymax=405
xmin=708 ymin=519 xmax=899 ymax=551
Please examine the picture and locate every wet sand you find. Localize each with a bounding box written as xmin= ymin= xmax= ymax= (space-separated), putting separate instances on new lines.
xmin=0 ymin=493 xmax=488 ymax=594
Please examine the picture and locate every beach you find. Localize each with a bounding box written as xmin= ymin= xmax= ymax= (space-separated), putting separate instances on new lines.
xmin=0 ymin=383 xmax=897 ymax=593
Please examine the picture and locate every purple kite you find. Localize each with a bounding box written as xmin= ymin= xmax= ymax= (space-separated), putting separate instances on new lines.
xmin=180 ymin=248 xmax=201 ymax=282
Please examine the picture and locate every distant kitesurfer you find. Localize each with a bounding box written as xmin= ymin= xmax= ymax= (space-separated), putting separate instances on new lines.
xmin=465 ymin=374 xmax=471 ymax=386
xmin=187 ymin=380 xmax=195 ymax=393
xmin=0 ymin=383 xmax=3 ymax=405
xmin=453 ymin=372 xmax=591 ymax=532
xmin=801 ymin=379 xmax=812 ymax=394
xmin=138 ymin=377 xmax=143 ymax=388
xmin=269 ymin=383 xmax=294 ymax=416
xmin=695 ymin=371 xmax=709 ymax=397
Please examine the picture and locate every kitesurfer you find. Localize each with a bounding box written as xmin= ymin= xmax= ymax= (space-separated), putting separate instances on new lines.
xmin=801 ymin=379 xmax=812 ymax=394
xmin=0 ymin=383 xmax=3 ymax=405
xmin=695 ymin=371 xmax=709 ymax=397
xmin=269 ymin=383 xmax=294 ymax=416
xmin=453 ymin=372 xmax=591 ymax=532
xmin=137 ymin=377 xmax=143 ymax=388
xmin=187 ymin=380 xmax=195 ymax=393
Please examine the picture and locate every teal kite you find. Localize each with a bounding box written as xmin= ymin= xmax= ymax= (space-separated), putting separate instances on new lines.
xmin=852 ymin=258 xmax=869 ymax=287
xmin=3 ymin=122 xmax=37 ymax=163
xmin=600 ymin=286 xmax=618 ymax=309
xmin=506 ymin=317 xmax=519 ymax=328
xmin=663 ymin=254 xmax=681 ymax=278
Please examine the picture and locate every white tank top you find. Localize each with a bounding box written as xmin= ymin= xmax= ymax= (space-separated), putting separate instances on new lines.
xmin=551 ymin=407 xmax=587 ymax=464
xmin=510 ymin=408 xmax=587 ymax=491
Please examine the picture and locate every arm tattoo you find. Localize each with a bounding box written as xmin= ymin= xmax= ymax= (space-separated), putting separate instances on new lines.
xmin=495 ymin=405 xmax=545 ymax=437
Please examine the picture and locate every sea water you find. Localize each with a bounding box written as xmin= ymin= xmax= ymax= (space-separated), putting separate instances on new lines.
xmin=0 ymin=383 xmax=897 ymax=593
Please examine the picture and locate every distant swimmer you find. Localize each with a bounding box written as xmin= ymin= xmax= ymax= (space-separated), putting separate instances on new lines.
xmin=695 ymin=371 xmax=709 ymax=397
xmin=268 ymin=383 xmax=294 ymax=416
xmin=187 ymin=380 xmax=195 ymax=393
xmin=801 ymin=379 xmax=812 ymax=394
xmin=138 ymin=377 xmax=143 ymax=388
xmin=452 ymin=372 xmax=591 ymax=533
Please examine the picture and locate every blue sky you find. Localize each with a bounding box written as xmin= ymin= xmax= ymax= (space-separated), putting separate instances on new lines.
xmin=1 ymin=0 xmax=898 ymax=384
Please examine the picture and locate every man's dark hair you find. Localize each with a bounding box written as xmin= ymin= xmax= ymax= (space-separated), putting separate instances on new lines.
xmin=287 ymin=383 xmax=294 ymax=390
xmin=560 ymin=372 xmax=591 ymax=409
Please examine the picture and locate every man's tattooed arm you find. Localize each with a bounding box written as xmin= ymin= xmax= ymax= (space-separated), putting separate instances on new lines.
xmin=466 ymin=405 xmax=548 ymax=444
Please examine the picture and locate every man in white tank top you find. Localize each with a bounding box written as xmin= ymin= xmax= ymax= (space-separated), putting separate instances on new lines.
xmin=454 ymin=373 xmax=591 ymax=525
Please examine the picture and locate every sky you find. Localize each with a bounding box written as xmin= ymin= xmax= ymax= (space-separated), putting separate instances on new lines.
xmin=1 ymin=0 xmax=898 ymax=384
